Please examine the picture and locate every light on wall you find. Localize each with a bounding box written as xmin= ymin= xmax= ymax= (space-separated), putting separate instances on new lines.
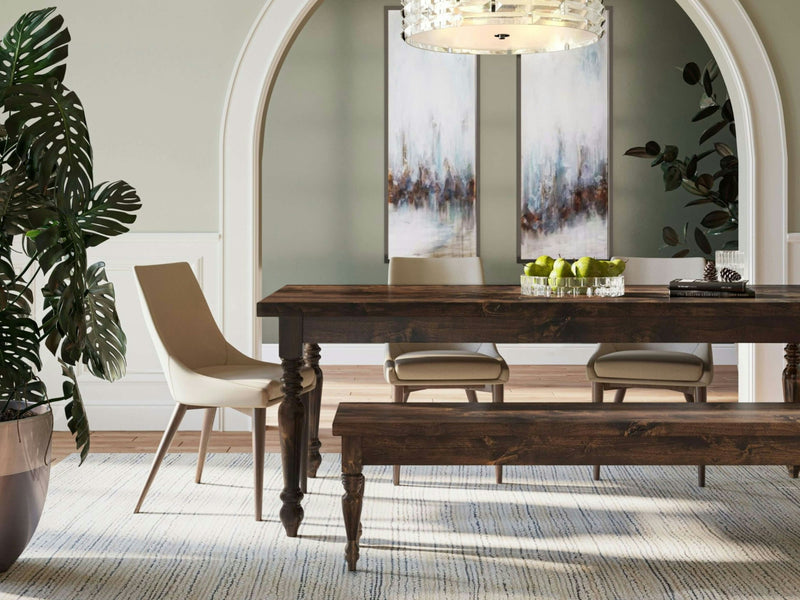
xmin=401 ymin=0 xmax=606 ymax=55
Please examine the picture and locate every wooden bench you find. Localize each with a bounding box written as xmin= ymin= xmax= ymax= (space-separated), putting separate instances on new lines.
xmin=332 ymin=401 xmax=800 ymax=571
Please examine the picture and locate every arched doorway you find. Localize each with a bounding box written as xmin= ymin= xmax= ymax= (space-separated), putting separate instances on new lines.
xmin=221 ymin=0 xmax=787 ymax=405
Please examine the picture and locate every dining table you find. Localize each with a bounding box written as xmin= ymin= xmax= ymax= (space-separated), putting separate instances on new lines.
xmin=256 ymin=284 xmax=800 ymax=537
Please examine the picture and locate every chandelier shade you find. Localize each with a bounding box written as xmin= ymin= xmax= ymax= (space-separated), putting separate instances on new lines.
xmin=401 ymin=0 xmax=606 ymax=55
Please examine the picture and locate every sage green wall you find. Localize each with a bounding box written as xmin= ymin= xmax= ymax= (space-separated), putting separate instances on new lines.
xmin=260 ymin=0 xmax=724 ymax=340
xmin=0 ymin=0 xmax=265 ymax=232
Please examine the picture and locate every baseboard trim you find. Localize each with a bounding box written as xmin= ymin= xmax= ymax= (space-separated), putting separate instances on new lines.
xmin=261 ymin=343 xmax=738 ymax=366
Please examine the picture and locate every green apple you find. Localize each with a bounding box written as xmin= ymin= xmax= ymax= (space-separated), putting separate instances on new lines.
xmin=571 ymin=256 xmax=602 ymax=278
xmin=524 ymin=262 xmax=549 ymax=277
xmin=534 ymin=255 xmax=555 ymax=271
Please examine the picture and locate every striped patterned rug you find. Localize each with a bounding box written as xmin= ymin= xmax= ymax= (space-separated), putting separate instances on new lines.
xmin=2 ymin=454 xmax=800 ymax=599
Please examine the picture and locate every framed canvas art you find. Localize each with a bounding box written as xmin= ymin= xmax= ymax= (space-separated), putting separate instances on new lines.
xmin=518 ymin=18 xmax=611 ymax=261
xmin=385 ymin=7 xmax=479 ymax=262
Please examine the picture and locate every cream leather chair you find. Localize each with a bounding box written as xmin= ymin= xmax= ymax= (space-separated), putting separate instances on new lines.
xmin=133 ymin=263 xmax=315 ymax=520
xmin=586 ymin=256 xmax=712 ymax=486
xmin=384 ymin=257 xmax=510 ymax=484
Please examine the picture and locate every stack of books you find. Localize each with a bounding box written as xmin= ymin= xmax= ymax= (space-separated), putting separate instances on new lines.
xmin=669 ymin=279 xmax=755 ymax=298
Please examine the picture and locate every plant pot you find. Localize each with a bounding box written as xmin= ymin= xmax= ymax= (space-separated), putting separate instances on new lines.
xmin=0 ymin=405 xmax=53 ymax=572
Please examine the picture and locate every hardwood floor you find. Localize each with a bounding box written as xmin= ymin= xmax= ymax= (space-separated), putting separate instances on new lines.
xmin=51 ymin=365 xmax=738 ymax=463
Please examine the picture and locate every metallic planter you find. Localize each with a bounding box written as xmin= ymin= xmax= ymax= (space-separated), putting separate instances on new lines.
xmin=0 ymin=405 xmax=53 ymax=572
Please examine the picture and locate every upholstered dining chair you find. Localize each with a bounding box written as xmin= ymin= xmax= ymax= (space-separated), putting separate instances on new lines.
xmin=586 ymin=256 xmax=712 ymax=486
xmin=133 ymin=262 xmax=316 ymax=520
xmin=384 ymin=257 xmax=510 ymax=485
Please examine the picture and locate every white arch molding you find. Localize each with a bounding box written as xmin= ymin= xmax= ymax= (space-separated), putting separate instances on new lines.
xmin=221 ymin=0 xmax=788 ymax=404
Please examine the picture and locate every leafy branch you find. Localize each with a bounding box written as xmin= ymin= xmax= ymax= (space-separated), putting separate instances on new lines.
xmin=625 ymin=59 xmax=738 ymax=258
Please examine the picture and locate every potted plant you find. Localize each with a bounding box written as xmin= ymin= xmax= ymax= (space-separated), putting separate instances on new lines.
xmin=0 ymin=7 xmax=140 ymax=571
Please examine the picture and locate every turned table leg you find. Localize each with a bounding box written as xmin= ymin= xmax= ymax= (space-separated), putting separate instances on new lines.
xmin=303 ymin=343 xmax=323 ymax=478
xmin=279 ymin=316 xmax=305 ymax=537
xmin=783 ymin=343 xmax=800 ymax=478
xmin=342 ymin=436 xmax=364 ymax=571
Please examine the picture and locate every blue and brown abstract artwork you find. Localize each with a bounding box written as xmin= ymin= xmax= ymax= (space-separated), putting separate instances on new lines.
xmin=385 ymin=9 xmax=478 ymax=260
xmin=519 ymin=29 xmax=610 ymax=261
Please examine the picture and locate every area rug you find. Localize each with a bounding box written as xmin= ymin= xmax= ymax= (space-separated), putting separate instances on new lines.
xmin=2 ymin=454 xmax=800 ymax=599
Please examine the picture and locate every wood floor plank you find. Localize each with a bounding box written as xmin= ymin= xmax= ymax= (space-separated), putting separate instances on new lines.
xmin=51 ymin=365 xmax=738 ymax=463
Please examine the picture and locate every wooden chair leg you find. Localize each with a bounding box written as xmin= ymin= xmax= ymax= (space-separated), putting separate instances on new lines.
xmin=252 ymin=407 xmax=266 ymax=521
xmin=465 ymin=389 xmax=479 ymax=403
xmin=592 ymin=383 xmax=603 ymax=481
xmin=684 ymin=392 xmax=695 ymax=403
xmin=195 ymin=407 xmax=217 ymax=483
xmin=613 ymin=388 xmax=627 ymax=403
xmin=492 ymin=385 xmax=504 ymax=484
xmin=135 ymin=403 xmax=188 ymax=513
xmin=393 ymin=386 xmax=404 ymax=486
xmin=695 ymin=386 xmax=707 ymax=487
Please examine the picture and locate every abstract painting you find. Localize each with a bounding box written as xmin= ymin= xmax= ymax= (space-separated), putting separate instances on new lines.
xmin=385 ymin=8 xmax=478 ymax=261
xmin=518 ymin=25 xmax=610 ymax=261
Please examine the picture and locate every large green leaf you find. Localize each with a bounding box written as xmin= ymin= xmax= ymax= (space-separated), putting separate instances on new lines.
xmin=0 ymin=241 xmax=33 ymax=316
xmin=701 ymin=210 xmax=730 ymax=229
xmin=694 ymin=227 xmax=712 ymax=255
xmin=82 ymin=262 xmax=126 ymax=381
xmin=61 ymin=363 xmax=89 ymax=463
xmin=0 ymin=8 xmax=69 ymax=101
xmin=0 ymin=309 xmax=41 ymax=396
xmin=662 ymin=226 xmax=679 ymax=246
xmin=78 ymin=181 xmax=141 ymax=247
xmin=5 ymin=80 xmax=92 ymax=207
xmin=0 ymin=160 xmax=55 ymax=235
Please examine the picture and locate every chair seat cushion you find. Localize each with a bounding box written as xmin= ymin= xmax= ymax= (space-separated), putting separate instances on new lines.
xmin=393 ymin=350 xmax=504 ymax=381
xmin=196 ymin=363 xmax=315 ymax=402
xmin=593 ymin=350 xmax=704 ymax=382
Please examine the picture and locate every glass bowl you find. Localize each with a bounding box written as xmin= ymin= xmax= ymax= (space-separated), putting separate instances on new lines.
xmin=520 ymin=275 xmax=625 ymax=297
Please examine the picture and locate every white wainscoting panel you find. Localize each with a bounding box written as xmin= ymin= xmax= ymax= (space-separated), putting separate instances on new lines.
xmin=41 ymin=233 xmax=237 ymax=433
xmin=788 ymin=234 xmax=800 ymax=284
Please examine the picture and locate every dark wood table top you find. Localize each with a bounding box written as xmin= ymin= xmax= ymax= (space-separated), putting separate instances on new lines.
xmin=258 ymin=284 xmax=800 ymax=314
xmin=257 ymin=285 xmax=800 ymax=344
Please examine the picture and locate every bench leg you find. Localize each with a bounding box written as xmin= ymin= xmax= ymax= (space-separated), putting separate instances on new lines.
xmin=783 ymin=343 xmax=800 ymax=478
xmin=695 ymin=386 xmax=707 ymax=487
xmin=342 ymin=473 xmax=365 ymax=571
xmin=492 ymin=384 xmax=504 ymax=484
xmin=592 ymin=382 xmax=603 ymax=481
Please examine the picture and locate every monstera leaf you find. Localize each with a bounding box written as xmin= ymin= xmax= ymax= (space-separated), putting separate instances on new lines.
xmin=0 ymin=8 xmax=69 ymax=101
xmin=0 ymin=161 xmax=55 ymax=235
xmin=5 ymin=80 xmax=92 ymax=206
xmin=78 ymin=181 xmax=141 ymax=247
xmin=0 ymin=241 xmax=33 ymax=315
xmin=41 ymin=261 xmax=126 ymax=382
xmin=61 ymin=363 xmax=89 ymax=462
xmin=0 ymin=309 xmax=41 ymax=399
xmin=82 ymin=262 xmax=126 ymax=381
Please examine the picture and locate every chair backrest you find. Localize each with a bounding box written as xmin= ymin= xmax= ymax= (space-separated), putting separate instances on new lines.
xmin=615 ymin=256 xmax=705 ymax=285
xmin=134 ymin=262 xmax=228 ymax=372
xmin=388 ymin=257 xmax=485 ymax=285
xmin=610 ymin=256 xmax=708 ymax=355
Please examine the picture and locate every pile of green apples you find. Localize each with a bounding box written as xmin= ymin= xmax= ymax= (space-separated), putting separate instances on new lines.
xmin=523 ymin=256 xmax=626 ymax=279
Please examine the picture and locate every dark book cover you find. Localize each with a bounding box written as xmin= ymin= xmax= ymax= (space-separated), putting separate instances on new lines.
xmin=669 ymin=278 xmax=749 ymax=292
xmin=669 ymin=288 xmax=755 ymax=298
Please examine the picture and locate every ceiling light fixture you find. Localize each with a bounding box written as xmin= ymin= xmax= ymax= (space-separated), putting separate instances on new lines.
xmin=401 ymin=0 xmax=606 ymax=55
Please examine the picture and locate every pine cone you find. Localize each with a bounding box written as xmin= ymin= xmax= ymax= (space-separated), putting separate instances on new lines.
xmin=719 ymin=267 xmax=742 ymax=282
xmin=704 ymin=260 xmax=718 ymax=282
